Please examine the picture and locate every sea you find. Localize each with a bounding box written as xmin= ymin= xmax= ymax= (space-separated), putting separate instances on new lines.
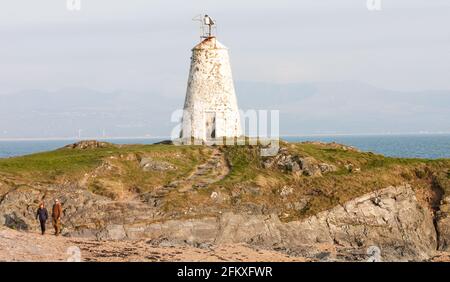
xmin=0 ymin=134 xmax=449 ymax=159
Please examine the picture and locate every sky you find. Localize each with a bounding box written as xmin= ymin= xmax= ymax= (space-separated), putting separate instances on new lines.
xmin=0 ymin=0 xmax=449 ymax=138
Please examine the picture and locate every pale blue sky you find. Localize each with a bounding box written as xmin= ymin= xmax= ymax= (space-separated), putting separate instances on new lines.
xmin=0 ymin=0 xmax=449 ymax=138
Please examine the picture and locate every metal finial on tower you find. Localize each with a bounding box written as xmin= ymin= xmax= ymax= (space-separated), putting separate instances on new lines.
xmin=193 ymin=14 xmax=217 ymax=39
xmin=203 ymin=15 xmax=215 ymax=37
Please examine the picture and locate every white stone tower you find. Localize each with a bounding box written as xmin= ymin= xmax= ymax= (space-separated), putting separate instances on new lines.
xmin=180 ymin=16 xmax=241 ymax=141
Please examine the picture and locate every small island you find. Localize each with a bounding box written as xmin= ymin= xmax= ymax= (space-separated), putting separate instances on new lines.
xmin=0 ymin=140 xmax=449 ymax=261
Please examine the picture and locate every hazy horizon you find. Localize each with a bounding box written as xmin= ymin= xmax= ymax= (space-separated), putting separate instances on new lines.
xmin=1 ymin=1 xmax=449 ymax=138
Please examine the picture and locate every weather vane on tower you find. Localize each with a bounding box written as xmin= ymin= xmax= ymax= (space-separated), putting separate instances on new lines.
xmin=193 ymin=14 xmax=217 ymax=39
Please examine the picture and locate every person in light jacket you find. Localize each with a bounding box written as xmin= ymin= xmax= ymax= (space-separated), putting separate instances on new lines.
xmin=52 ymin=199 xmax=63 ymax=236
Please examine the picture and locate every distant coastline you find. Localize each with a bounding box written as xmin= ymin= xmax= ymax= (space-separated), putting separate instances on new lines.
xmin=1 ymin=132 xmax=449 ymax=142
xmin=0 ymin=136 xmax=167 ymax=142
xmin=1 ymin=133 xmax=450 ymax=159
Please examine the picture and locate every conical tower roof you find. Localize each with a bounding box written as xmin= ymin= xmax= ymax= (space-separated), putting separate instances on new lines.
xmin=192 ymin=36 xmax=227 ymax=51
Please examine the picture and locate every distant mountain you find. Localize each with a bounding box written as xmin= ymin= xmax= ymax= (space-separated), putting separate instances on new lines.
xmin=235 ymin=81 xmax=450 ymax=135
xmin=0 ymin=81 xmax=449 ymax=138
xmin=0 ymin=88 xmax=181 ymax=138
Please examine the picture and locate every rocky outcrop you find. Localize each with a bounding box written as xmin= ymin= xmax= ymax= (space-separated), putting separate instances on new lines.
xmin=78 ymin=185 xmax=438 ymax=261
xmin=0 ymin=182 xmax=440 ymax=261
xmin=437 ymin=196 xmax=450 ymax=251
xmin=64 ymin=140 xmax=113 ymax=149
xmin=0 ymin=185 xmax=158 ymax=237
xmin=139 ymin=157 xmax=176 ymax=172
xmin=302 ymin=141 xmax=360 ymax=152
xmin=146 ymin=184 xmax=434 ymax=261
xmin=280 ymin=185 xmax=436 ymax=261
xmin=262 ymin=148 xmax=337 ymax=176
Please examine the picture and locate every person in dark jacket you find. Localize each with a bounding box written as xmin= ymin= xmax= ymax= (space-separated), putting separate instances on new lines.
xmin=36 ymin=203 xmax=48 ymax=235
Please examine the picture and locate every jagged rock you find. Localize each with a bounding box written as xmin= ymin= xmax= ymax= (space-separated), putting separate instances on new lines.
xmin=64 ymin=140 xmax=112 ymax=149
xmin=299 ymin=157 xmax=322 ymax=176
xmin=139 ymin=158 xmax=176 ymax=171
xmin=437 ymin=196 xmax=450 ymax=251
xmin=4 ymin=212 xmax=29 ymax=231
xmin=345 ymin=163 xmax=361 ymax=173
xmin=277 ymin=156 xmax=301 ymax=173
xmin=287 ymin=160 xmax=301 ymax=173
xmin=97 ymin=224 xmax=127 ymax=241
xmin=0 ymin=185 xmax=157 ymax=238
xmin=124 ymin=184 xmax=435 ymax=261
xmin=262 ymin=148 xmax=338 ymax=177
xmin=303 ymin=141 xmax=360 ymax=152
xmin=154 ymin=140 xmax=174 ymax=145
xmin=250 ymin=185 xmax=433 ymax=261
xmin=280 ymin=186 xmax=294 ymax=197
xmin=0 ymin=181 xmax=440 ymax=261
xmin=293 ymin=199 xmax=309 ymax=211
xmin=71 ymin=184 xmax=434 ymax=261
xmin=318 ymin=163 xmax=337 ymax=173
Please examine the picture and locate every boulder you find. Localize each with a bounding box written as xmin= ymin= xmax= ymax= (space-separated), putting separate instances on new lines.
xmin=211 ymin=184 xmax=436 ymax=261
xmin=318 ymin=163 xmax=337 ymax=173
xmin=139 ymin=158 xmax=176 ymax=171
xmin=299 ymin=157 xmax=322 ymax=176
xmin=64 ymin=140 xmax=112 ymax=149
xmin=280 ymin=186 xmax=294 ymax=198
xmin=437 ymin=196 xmax=450 ymax=251
xmin=345 ymin=163 xmax=361 ymax=173
xmin=262 ymin=148 xmax=337 ymax=177
xmin=97 ymin=224 xmax=127 ymax=240
xmin=293 ymin=198 xmax=309 ymax=212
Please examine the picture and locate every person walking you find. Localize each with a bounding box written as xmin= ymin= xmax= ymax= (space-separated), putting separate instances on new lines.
xmin=52 ymin=199 xmax=63 ymax=236
xmin=36 ymin=203 xmax=48 ymax=235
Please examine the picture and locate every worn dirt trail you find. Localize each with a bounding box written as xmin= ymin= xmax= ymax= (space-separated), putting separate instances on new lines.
xmin=0 ymin=227 xmax=306 ymax=262
xmin=141 ymin=148 xmax=229 ymax=206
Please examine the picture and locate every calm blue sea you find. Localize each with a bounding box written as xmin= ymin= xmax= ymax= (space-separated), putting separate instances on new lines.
xmin=0 ymin=135 xmax=449 ymax=159
xmin=284 ymin=134 xmax=450 ymax=159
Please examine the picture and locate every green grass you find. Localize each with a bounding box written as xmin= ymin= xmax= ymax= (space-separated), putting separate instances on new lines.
xmin=210 ymin=142 xmax=450 ymax=221
xmin=0 ymin=147 xmax=112 ymax=178
xmin=1 ymin=140 xmax=449 ymax=222
xmin=220 ymin=145 xmax=261 ymax=184
xmin=0 ymin=144 xmax=210 ymax=186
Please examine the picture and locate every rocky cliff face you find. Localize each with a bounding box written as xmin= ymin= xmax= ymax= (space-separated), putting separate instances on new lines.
xmin=109 ymin=184 xmax=436 ymax=261
xmin=437 ymin=195 xmax=450 ymax=252
xmin=1 ymin=142 xmax=449 ymax=261
xmin=1 ymin=183 xmax=441 ymax=261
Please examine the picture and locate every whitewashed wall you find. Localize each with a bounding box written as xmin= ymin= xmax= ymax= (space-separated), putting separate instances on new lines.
xmin=181 ymin=37 xmax=242 ymax=140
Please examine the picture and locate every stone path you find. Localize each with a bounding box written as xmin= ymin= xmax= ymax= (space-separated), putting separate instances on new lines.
xmin=141 ymin=148 xmax=230 ymax=207
xmin=179 ymin=148 xmax=229 ymax=191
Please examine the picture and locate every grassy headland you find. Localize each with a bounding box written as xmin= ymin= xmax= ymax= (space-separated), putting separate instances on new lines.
xmin=0 ymin=140 xmax=449 ymax=221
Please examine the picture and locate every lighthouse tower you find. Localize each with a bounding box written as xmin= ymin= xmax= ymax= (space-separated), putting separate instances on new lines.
xmin=180 ymin=15 xmax=241 ymax=141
